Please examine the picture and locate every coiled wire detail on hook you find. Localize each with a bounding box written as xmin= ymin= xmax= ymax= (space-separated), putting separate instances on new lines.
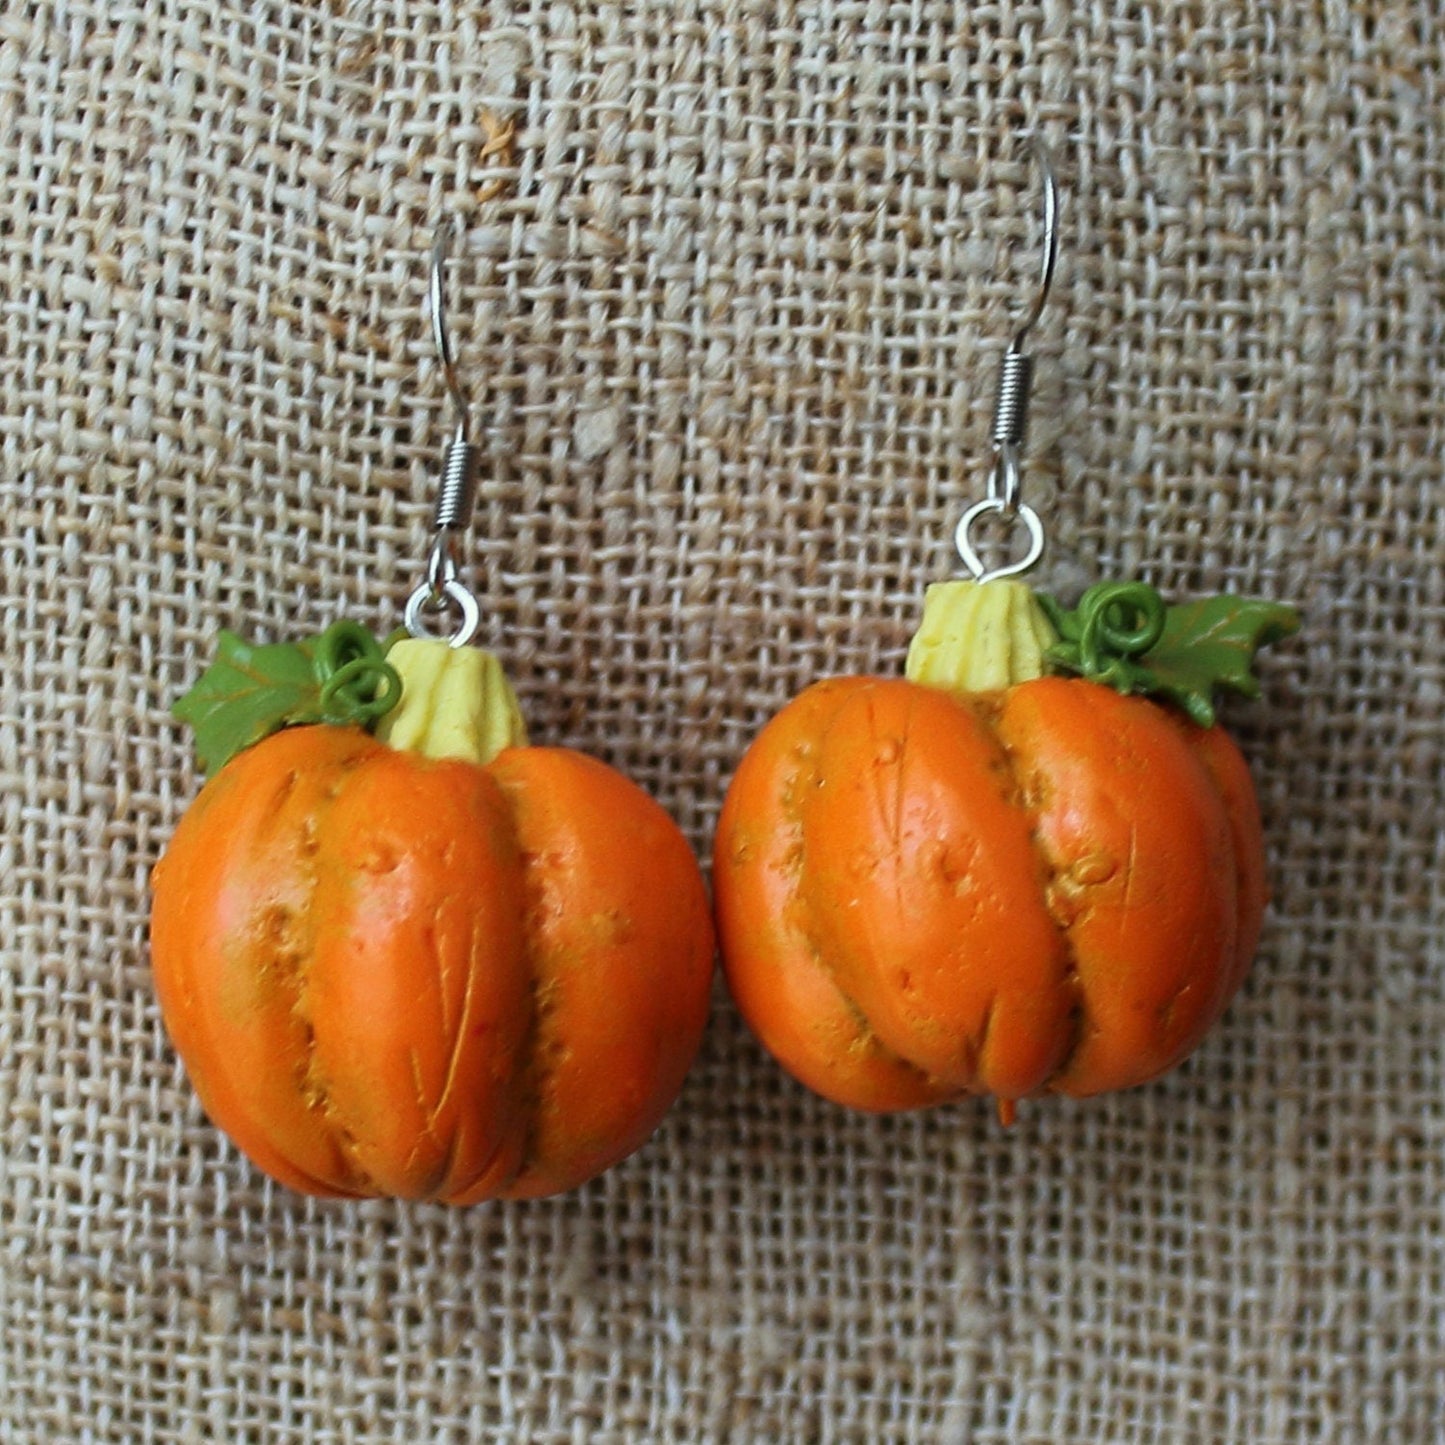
xmin=954 ymin=139 xmax=1061 ymax=584
xmin=406 ymin=220 xmax=483 ymax=647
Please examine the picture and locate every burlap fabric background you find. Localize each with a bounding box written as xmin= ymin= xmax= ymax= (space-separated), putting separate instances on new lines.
xmin=3 ymin=2 xmax=1441 ymax=1440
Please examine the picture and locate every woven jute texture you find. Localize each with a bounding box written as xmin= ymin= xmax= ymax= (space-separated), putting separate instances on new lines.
xmin=3 ymin=2 xmax=1442 ymax=1440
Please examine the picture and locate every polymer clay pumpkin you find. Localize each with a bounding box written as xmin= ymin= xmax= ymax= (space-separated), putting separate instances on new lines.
xmin=151 ymin=626 xmax=714 ymax=1200
xmin=714 ymin=578 xmax=1296 ymax=1118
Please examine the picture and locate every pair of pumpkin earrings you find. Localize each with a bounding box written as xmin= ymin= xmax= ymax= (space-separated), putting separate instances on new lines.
xmin=150 ymin=155 xmax=1298 ymax=1201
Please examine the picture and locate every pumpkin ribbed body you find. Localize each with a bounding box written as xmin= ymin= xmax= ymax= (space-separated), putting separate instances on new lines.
xmin=151 ymin=725 xmax=715 ymax=1200
xmin=713 ymin=675 xmax=1265 ymax=1112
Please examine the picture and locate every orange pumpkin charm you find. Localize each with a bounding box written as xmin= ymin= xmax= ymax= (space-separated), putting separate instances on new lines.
xmin=152 ymin=627 xmax=714 ymax=1199
xmin=714 ymin=578 xmax=1296 ymax=1117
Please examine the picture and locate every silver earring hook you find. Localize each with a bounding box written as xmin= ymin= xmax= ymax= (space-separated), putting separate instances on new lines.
xmin=406 ymin=218 xmax=483 ymax=647
xmin=1008 ymin=137 xmax=1060 ymax=355
xmin=954 ymin=138 xmax=1063 ymax=584
xmin=430 ymin=218 xmax=471 ymax=443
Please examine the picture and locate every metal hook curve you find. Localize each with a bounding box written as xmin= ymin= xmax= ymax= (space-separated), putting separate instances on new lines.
xmin=1009 ymin=137 xmax=1060 ymax=353
xmin=955 ymin=497 xmax=1046 ymax=583
xmin=430 ymin=219 xmax=471 ymax=439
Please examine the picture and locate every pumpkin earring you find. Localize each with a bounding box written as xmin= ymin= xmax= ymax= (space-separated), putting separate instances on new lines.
xmin=713 ymin=146 xmax=1298 ymax=1121
xmin=151 ymin=223 xmax=715 ymax=1201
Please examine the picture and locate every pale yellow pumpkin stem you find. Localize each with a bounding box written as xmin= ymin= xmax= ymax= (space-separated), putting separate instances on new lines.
xmin=374 ymin=638 xmax=528 ymax=765
xmin=904 ymin=579 xmax=1060 ymax=696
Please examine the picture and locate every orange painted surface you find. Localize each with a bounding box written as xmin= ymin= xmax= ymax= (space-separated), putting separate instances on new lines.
xmin=714 ymin=676 xmax=1268 ymax=1114
xmin=151 ymin=726 xmax=714 ymax=1200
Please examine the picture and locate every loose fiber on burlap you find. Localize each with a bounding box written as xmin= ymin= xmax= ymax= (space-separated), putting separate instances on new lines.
xmin=2 ymin=2 xmax=1442 ymax=1441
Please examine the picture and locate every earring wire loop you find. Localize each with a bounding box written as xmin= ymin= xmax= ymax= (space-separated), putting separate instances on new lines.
xmin=406 ymin=217 xmax=483 ymax=647
xmin=955 ymin=138 xmax=1062 ymax=583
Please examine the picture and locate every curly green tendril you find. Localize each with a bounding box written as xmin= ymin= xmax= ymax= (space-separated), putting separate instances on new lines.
xmin=1043 ymin=581 xmax=1168 ymax=693
xmin=312 ymin=620 xmax=402 ymax=726
xmin=173 ymin=617 xmax=407 ymax=775
xmin=1039 ymin=579 xmax=1300 ymax=728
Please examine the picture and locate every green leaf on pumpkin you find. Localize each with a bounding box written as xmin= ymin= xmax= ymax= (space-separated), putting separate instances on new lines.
xmin=1040 ymin=581 xmax=1300 ymax=728
xmin=172 ymin=619 xmax=402 ymax=775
